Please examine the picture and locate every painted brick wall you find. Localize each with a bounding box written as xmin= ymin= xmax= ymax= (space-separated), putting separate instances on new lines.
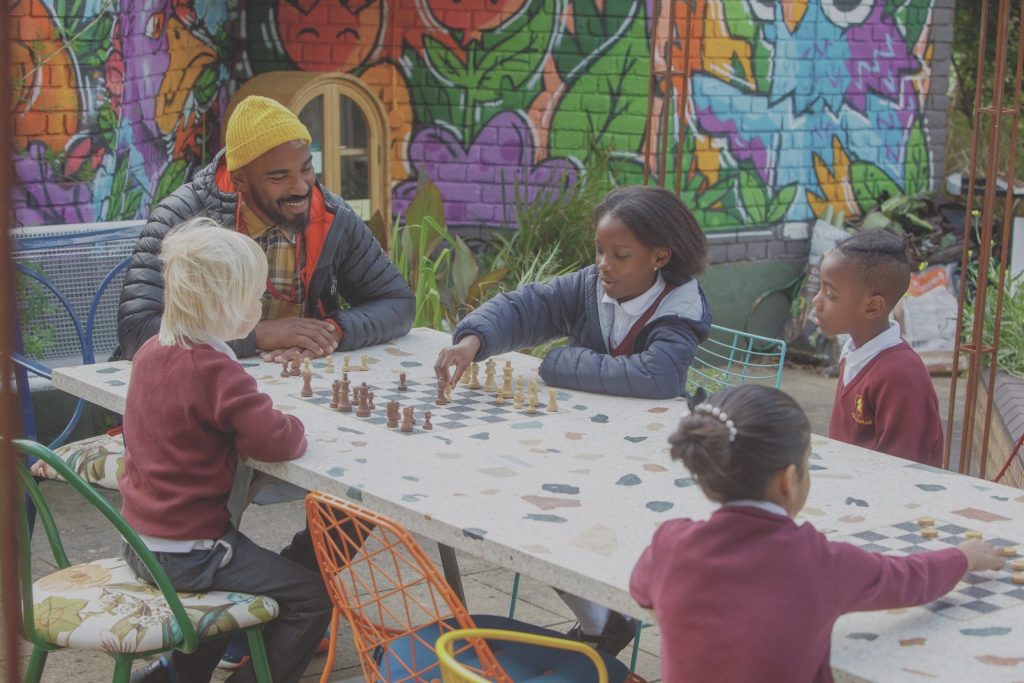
xmin=12 ymin=0 xmax=956 ymax=258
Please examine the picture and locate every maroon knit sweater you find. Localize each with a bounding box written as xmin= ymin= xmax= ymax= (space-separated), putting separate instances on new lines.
xmin=631 ymin=506 xmax=966 ymax=682
xmin=120 ymin=337 xmax=307 ymax=540
xmin=829 ymin=341 xmax=944 ymax=467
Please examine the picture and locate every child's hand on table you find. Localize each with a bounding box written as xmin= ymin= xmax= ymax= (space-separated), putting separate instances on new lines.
xmin=435 ymin=335 xmax=481 ymax=387
xmin=958 ymin=539 xmax=1006 ymax=572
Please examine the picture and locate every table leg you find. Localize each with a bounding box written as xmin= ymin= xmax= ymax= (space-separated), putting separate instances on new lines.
xmin=437 ymin=543 xmax=467 ymax=606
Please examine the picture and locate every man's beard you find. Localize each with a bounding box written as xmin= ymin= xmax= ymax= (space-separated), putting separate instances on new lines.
xmin=251 ymin=188 xmax=311 ymax=233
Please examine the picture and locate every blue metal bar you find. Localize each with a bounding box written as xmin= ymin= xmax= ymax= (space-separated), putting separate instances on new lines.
xmin=11 ymin=224 xmax=143 ymax=252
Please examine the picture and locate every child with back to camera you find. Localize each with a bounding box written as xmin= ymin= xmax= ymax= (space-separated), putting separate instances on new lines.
xmin=812 ymin=230 xmax=944 ymax=466
xmin=630 ymin=384 xmax=1004 ymax=682
xmin=119 ymin=218 xmax=332 ymax=683
xmin=435 ymin=185 xmax=713 ymax=655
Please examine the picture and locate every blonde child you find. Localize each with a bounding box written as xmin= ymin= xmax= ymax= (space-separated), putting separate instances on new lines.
xmin=631 ymin=385 xmax=1004 ymax=682
xmin=120 ymin=218 xmax=331 ymax=683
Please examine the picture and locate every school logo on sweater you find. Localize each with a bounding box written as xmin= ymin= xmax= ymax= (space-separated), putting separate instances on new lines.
xmin=852 ymin=394 xmax=873 ymax=426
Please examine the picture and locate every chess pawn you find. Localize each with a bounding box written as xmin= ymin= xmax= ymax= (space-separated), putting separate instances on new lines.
xmin=290 ymin=357 xmax=302 ymax=376
xmin=342 ymin=355 xmax=350 ymax=373
xmin=367 ymin=391 xmax=375 ymax=411
xmin=303 ymin=358 xmax=312 ymax=374
xmin=359 ymin=354 xmax=370 ymax=371
xmin=301 ymin=371 xmax=313 ymax=398
xmin=483 ymin=359 xmax=498 ymax=392
xmin=516 ymin=375 xmax=525 ymax=394
xmin=386 ymin=401 xmax=399 ymax=428
xmin=547 ymin=389 xmax=558 ymax=413
xmin=423 ymin=411 xmax=433 ymax=431
xmin=527 ymin=379 xmax=538 ymax=403
xmin=356 ymin=388 xmax=372 ymax=418
xmin=460 ymin=366 xmax=472 ymax=386
xmin=526 ymin=396 xmax=538 ymax=415
xmin=513 ymin=391 xmax=524 ymax=410
xmin=330 ymin=380 xmax=341 ymax=409
xmin=398 ymin=372 xmax=408 ymax=391
xmin=495 ymin=391 xmax=506 ymax=406
xmin=467 ymin=362 xmax=482 ymax=390
xmin=435 ymin=382 xmax=449 ymax=406
xmin=325 ymin=356 xmax=335 ymax=374
xmin=280 ymin=361 xmax=290 ymax=378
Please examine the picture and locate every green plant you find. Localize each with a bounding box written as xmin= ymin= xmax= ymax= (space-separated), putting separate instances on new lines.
xmin=16 ymin=264 xmax=57 ymax=358
xmin=962 ymin=257 xmax=1024 ymax=379
xmin=487 ymin=144 xmax=616 ymax=287
xmin=389 ymin=179 xmax=507 ymax=330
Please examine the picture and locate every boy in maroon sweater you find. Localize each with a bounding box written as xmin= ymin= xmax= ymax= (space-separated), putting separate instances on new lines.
xmin=812 ymin=230 xmax=944 ymax=466
xmin=631 ymin=385 xmax=1004 ymax=682
xmin=120 ymin=219 xmax=331 ymax=683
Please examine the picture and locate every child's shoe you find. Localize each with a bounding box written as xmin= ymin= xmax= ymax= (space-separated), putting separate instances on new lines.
xmin=129 ymin=655 xmax=174 ymax=683
xmin=217 ymin=628 xmax=331 ymax=669
xmin=565 ymin=611 xmax=639 ymax=657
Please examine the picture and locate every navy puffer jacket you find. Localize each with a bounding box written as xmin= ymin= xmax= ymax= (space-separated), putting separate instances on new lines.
xmin=453 ymin=265 xmax=711 ymax=399
xmin=115 ymin=150 xmax=415 ymax=359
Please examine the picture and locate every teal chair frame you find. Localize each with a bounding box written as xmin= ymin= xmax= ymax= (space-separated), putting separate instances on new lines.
xmin=508 ymin=324 xmax=788 ymax=671
xmin=12 ymin=439 xmax=274 ymax=683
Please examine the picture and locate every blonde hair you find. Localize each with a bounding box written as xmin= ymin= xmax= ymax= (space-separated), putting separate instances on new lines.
xmin=159 ymin=217 xmax=268 ymax=347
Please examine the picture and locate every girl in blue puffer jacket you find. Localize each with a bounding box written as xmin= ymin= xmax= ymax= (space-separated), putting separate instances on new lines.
xmin=434 ymin=185 xmax=713 ymax=657
xmin=435 ymin=185 xmax=712 ymax=400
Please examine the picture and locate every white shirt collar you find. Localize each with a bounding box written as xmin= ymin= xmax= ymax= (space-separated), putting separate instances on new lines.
xmin=601 ymin=270 xmax=666 ymax=313
xmin=723 ymin=500 xmax=789 ymax=517
xmin=840 ymin=320 xmax=903 ymax=384
xmin=206 ymin=338 xmax=238 ymax=361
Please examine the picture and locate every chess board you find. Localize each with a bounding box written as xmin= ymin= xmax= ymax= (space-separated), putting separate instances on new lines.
xmin=291 ymin=376 xmax=566 ymax=433
xmin=844 ymin=520 xmax=1024 ymax=621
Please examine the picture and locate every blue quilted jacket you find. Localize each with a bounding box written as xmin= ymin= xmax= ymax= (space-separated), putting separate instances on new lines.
xmin=453 ymin=265 xmax=711 ymax=399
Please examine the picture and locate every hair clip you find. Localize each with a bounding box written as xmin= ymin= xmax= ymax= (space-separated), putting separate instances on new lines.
xmin=693 ymin=403 xmax=738 ymax=442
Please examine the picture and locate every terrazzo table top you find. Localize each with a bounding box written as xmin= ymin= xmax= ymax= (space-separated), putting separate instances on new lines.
xmin=53 ymin=328 xmax=1024 ymax=682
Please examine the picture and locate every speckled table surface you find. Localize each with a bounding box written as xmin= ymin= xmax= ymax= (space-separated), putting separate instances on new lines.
xmin=54 ymin=328 xmax=1024 ymax=682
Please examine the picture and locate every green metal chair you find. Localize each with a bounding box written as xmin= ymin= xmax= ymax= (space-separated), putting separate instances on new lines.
xmin=507 ymin=324 xmax=788 ymax=671
xmin=12 ymin=439 xmax=277 ymax=683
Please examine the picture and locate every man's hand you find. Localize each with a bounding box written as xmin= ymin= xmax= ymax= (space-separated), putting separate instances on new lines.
xmin=434 ymin=335 xmax=482 ymax=388
xmin=254 ymin=318 xmax=339 ymax=358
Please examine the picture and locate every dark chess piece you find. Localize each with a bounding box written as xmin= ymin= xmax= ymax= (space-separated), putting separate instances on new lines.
xmin=330 ymin=380 xmax=340 ymax=409
xmin=400 ymin=406 xmax=414 ymax=432
xmin=356 ymin=389 xmax=371 ymax=418
xmin=367 ymin=391 xmax=375 ymax=411
xmin=423 ymin=411 xmax=433 ymax=431
xmin=280 ymin=361 xmax=290 ymax=378
xmin=435 ymin=381 xmax=449 ymax=406
xmin=301 ymin=372 xmax=313 ymax=398
xmin=289 ymin=357 xmax=301 ymax=376
xmin=398 ymin=372 xmax=408 ymax=391
xmin=338 ymin=382 xmax=352 ymax=413
xmin=386 ymin=401 xmax=399 ymax=428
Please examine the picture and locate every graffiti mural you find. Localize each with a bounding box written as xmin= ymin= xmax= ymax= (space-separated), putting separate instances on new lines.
xmin=11 ymin=0 xmax=231 ymax=226
xmin=12 ymin=0 xmax=943 ymax=232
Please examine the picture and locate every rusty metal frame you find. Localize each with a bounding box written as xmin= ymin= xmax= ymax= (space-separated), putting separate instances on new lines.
xmin=643 ymin=0 xmax=702 ymax=192
xmin=945 ymin=0 xmax=1024 ymax=478
xmin=2 ymin=4 xmax=24 ymax=679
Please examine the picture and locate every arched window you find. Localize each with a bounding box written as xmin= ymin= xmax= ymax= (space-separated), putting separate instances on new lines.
xmin=227 ymin=72 xmax=391 ymax=234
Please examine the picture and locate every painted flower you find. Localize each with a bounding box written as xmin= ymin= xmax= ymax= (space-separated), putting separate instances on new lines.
xmin=36 ymin=562 xmax=112 ymax=592
xmin=392 ymin=111 xmax=578 ymax=227
xmin=105 ymin=21 xmax=125 ymax=114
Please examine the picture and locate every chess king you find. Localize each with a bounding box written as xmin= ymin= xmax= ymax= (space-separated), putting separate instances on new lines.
xmin=115 ymin=95 xmax=415 ymax=362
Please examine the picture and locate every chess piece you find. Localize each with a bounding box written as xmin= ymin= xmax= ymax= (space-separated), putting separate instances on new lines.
xmin=330 ymin=380 xmax=340 ymax=409
xmin=280 ymin=361 xmax=290 ymax=378
xmin=468 ymin=362 xmax=482 ymax=390
xmin=289 ymin=357 xmax=301 ymax=376
xmin=516 ymin=375 xmax=525 ymax=394
xmin=386 ymin=401 xmax=399 ymax=428
xmin=483 ymin=359 xmax=498 ymax=392
xmin=495 ymin=391 xmax=506 ymax=405
xmin=338 ymin=381 xmax=352 ymax=413
xmin=359 ymin=354 xmax=370 ymax=371
xmin=547 ymin=389 xmax=558 ymax=413
xmin=342 ymin=355 xmax=350 ymax=373
xmin=401 ymin=406 xmax=414 ymax=432
xmin=423 ymin=411 xmax=433 ymax=431
xmin=301 ymin=371 xmax=313 ymax=398
xmin=501 ymin=369 xmax=514 ymax=399
xmin=513 ymin=391 xmax=524 ymax=410
xmin=460 ymin=366 xmax=472 ymax=386
xmin=527 ymin=379 xmax=538 ymax=404
xmin=356 ymin=387 xmax=371 ymax=417
xmin=436 ymin=381 xmax=449 ymax=406
xmin=367 ymin=391 xmax=375 ymax=411
xmin=303 ymin=358 xmax=312 ymax=374
xmin=325 ymin=356 xmax=335 ymax=374
xmin=398 ymin=373 xmax=408 ymax=391
xmin=526 ymin=396 xmax=538 ymax=415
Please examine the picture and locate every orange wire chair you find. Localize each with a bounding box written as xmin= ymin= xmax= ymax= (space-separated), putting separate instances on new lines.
xmin=306 ymin=491 xmax=640 ymax=683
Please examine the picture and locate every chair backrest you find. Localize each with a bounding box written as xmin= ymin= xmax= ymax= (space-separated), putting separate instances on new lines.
xmin=10 ymin=439 xmax=200 ymax=653
xmin=11 ymin=222 xmax=143 ymax=446
xmin=305 ymin=492 xmax=506 ymax=682
xmin=687 ymin=324 xmax=788 ymax=395
xmin=435 ymin=629 xmax=608 ymax=683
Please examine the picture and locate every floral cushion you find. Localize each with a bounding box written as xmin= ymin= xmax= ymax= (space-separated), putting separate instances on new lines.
xmin=30 ymin=432 xmax=125 ymax=490
xmin=33 ymin=557 xmax=278 ymax=653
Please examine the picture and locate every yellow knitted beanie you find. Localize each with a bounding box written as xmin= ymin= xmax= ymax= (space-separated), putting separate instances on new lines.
xmin=225 ymin=96 xmax=312 ymax=171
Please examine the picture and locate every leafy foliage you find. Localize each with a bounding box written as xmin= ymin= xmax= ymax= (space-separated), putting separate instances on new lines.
xmin=17 ymin=263 xmax=57 ymax=359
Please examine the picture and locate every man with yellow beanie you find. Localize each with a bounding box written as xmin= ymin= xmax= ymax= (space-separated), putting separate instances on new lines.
xmin=117 ymin=94 xmax=414 ymax=362
xmin=119 ymin=96 xmax=414 ymax=682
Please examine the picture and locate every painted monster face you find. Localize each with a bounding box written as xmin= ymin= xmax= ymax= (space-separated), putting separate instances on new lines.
xmin=276 ymin=0 xmax=383 ymax=71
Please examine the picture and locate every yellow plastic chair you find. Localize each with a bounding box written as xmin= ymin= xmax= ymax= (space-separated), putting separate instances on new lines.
xmin=435 ymin=629 xmax=608 ymax=683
